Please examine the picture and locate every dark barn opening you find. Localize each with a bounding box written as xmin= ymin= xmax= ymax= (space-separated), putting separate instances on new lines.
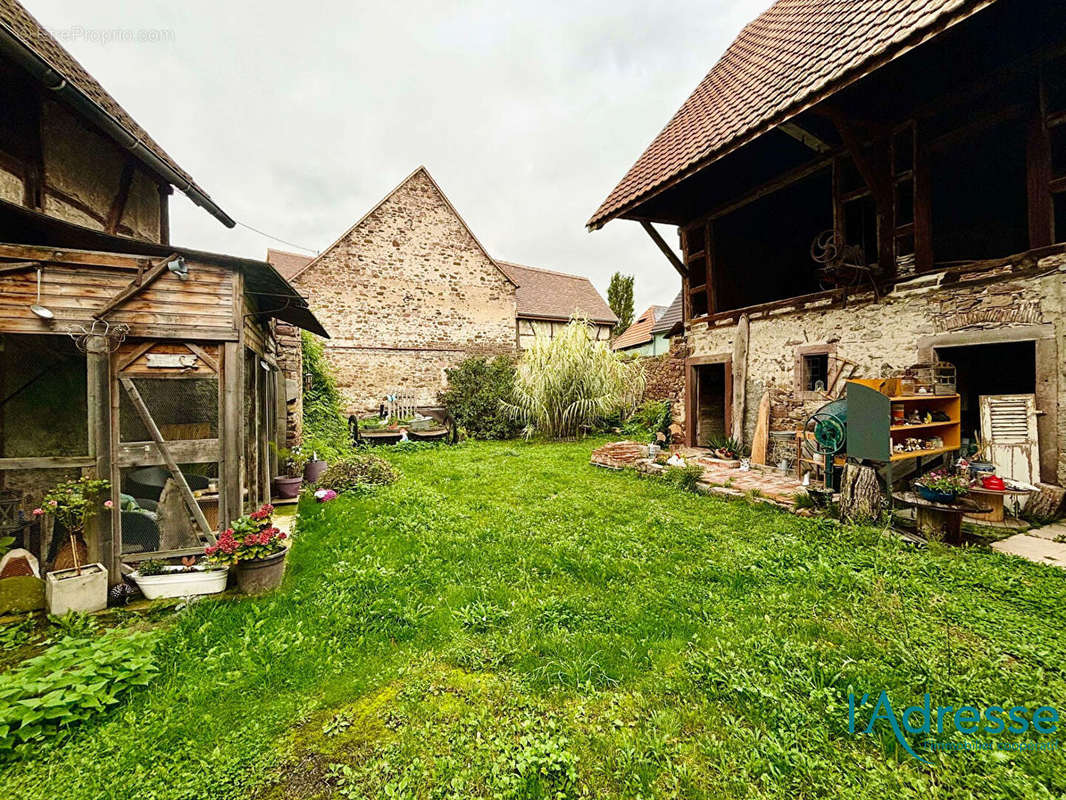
xmin=930 ymin=118 xmax=1029 ymax=264
xmin=712 ymin=168 xmax=832 ymax=312
xmin=934 ymin=340 xmax=1035 ymax=450
xmin=693 ymin=363 xmax=728 ymax=447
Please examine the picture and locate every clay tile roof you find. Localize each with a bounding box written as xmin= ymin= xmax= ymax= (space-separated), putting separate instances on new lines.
xmin=588 ymin=0 xmax=991 ymax=229
xmin=651 ymin=291 xmax=683 ymax=336
xmin=266 ymin=248 xmax=315 ymax=280
xmin=495 ymin=261 xmax=618 ymax=325
xmin=0 ymin=0 xmax=230 ymax=225
xmin=611 ymin=304 xmax=666 ymax=351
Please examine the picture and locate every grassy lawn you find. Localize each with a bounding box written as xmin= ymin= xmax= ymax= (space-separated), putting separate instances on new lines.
xmin=4 ymin=439 xmax=1066 ymax=798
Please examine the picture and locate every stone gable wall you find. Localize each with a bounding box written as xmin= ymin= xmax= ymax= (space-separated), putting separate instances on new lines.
xmin=291 ymin=170 xmax=516 ymax=415
xmin=686 ymin=255 xmax=1066 ymax=483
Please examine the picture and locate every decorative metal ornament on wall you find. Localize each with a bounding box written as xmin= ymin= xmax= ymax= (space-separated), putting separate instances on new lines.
xmin=67 ymin=319 xmax=131 ymax=353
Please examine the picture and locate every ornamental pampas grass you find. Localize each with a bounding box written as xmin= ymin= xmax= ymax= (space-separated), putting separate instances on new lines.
xmin=504 ymin=317 xmax=644 ymax=439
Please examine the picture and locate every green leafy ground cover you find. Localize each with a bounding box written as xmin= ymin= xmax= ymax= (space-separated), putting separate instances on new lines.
xmin=3 ymin=439 xmax=1065 ymax=798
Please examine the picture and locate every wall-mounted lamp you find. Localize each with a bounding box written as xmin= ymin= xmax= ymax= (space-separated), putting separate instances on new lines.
xmin=168 ymin=256 xmax=189 ymax=281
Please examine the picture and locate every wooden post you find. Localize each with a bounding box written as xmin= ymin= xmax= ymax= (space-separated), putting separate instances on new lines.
xmin=119 ymin=377 xmax=216 ymax=543
xmin=85 ymin=335 xmax=117 ymax=582
xmin=731 ymin=315 xmax=749 ymax=444
xmin=221 ymin=341 xmax=244 ymax=526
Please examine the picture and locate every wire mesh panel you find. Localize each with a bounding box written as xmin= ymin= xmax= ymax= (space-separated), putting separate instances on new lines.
xmin=119 ymin=377 xmax=219 ymax=444
xmin=0 ymin=334 xmax=88 ymax=457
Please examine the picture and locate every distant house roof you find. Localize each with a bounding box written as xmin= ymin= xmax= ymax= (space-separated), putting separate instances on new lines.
xmin=266 ymin=248 xmax=314 ymax=280
xmin=651 ymin=291 xmax=683 ymax=337
xmin=0 ymin=0 xmax=233 ymax=227
xmin=588 ymin=0 xmax=993 ymax=229
xmin=612 ymin=304 xmax=666 ymax=351
xmin=496 ymin=261 xmax=617 ymax=326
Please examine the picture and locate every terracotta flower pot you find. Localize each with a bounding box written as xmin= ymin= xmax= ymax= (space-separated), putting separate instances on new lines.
xmin=303 ymin=459 xmax=327 ymax=484
xmin=273 ymin=475 xmax=302 ymax=499
xmin=235 ymin=549 xmax=287 ymax=595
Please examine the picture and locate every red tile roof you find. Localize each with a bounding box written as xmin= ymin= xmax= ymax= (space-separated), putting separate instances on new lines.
xmin=588 ymin=0 xmax=993 ymax=229
xmin=266 ymin=248 xmax=314 ymax=280
xmin=496 ymin=261 xmax=617 ymax=325
xmin=0 ymin=0 xmax=230 ymax=225
xmin=611 ymin=304 xmax=666 ymax=351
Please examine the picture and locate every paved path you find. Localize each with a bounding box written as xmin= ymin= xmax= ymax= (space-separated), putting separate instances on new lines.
xmin=991 ymin=522 xmax=1066 ymax=569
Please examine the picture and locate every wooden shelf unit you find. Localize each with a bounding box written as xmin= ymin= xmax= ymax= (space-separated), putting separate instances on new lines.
xmin=846 ymin=380 xmax=961 ymax=463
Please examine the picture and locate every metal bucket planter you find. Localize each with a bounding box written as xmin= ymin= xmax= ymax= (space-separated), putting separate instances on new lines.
xmin=236 ymin=549 xmax=287 ymax=595
xmin=132 ymin=566 xmax=229 ymax=600
xmin=273 ymin=475 xmax=302 ymax=499
xmin=303 ymin=459 xmax=327 ymax=484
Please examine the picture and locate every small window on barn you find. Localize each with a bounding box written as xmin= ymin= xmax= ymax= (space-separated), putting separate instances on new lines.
xmin=803 ymin=353 xmax=829 ymax=392
xmin=794 ymin=346 xmax=834 ymax=399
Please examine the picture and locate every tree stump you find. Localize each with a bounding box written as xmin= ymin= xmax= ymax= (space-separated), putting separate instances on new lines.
xmin=839 ymin=463 xmax=884 ymax=523
xmin=1024 ymin=483 xmax=1066 ymax=523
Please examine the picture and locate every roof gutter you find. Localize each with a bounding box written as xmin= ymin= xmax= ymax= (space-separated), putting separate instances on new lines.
xmin=0 ymin=23 xmax=236 ymax=229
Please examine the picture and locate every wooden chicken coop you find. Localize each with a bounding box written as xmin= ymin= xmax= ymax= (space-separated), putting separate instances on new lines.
xmin=0 ymin=204 xmax=327 ymax=584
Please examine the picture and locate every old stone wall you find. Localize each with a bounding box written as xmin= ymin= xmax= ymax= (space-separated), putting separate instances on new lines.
xmin=686 ymin=255 xmax=1066 ymax=483
xmin=290 ymin=168 xmax=517 ymax=415
xmin=275 ymin=323 xmax=303 ymax=447
xmin=641 ymin=336 xmax=688 ymax=438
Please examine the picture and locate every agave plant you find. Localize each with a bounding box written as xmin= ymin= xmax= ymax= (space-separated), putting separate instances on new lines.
xmin=504 ymin=317 xmax=645 ymax=439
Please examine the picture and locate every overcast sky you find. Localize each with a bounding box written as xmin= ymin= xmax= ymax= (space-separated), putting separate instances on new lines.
xmin=29 ymin=0 xmax=769 ymax=315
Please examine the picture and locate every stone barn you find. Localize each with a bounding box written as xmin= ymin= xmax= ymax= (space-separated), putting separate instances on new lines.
xmin=591 ymin=0 xmax=1066 ymax=489
xmin=271 ymin=167 xmax=614 ymax=427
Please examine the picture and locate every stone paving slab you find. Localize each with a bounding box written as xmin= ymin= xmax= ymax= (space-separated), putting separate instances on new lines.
xmin=991 ymin=531 xmax=1066 ymax=569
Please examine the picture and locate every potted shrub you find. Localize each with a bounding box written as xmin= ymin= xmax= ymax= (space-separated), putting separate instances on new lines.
xmin=915 ymin=469 xmax=971 ymax=504
xmin=205 ymin=503 xmax=288 ymax=595
xmin=36 ymin=477 xmax=110 ymax=615
xmin=272 ymin=446 xmax=308 ymax=499
xmin=130 ymin=556 xmax=228 ymax=600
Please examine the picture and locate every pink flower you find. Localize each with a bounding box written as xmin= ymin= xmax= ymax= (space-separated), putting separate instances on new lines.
xmin=32 ymin=507 xmax=43 ymax=516
xmin=47 ymin=499 xmax=58 ymax=508
xmin=103 ymin=499 xmax=114 ymax=509
xmin=278 ymin=532 xmax=287 ymax=540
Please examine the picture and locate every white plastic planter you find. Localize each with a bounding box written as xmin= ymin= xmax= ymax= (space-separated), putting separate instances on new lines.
xmin=132 ymin=565 xmax=229 ymax=600
xmin=45 ymin=563 xmax=107 ymax=615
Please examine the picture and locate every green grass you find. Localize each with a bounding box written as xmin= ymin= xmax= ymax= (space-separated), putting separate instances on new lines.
xmin=3 ymin=439 xmax=1065 ymax=798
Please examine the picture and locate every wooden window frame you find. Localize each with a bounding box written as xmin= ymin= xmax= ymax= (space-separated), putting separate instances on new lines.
xmin=793 ymin=343 xmax=837 ymax=401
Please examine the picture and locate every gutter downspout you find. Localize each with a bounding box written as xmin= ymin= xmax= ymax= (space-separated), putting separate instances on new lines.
xmin=0 ymin=23 xmax=236 ymax=229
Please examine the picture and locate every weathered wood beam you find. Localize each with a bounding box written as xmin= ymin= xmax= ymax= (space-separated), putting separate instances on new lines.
xmin=0 ymin=455 xmax=95 ymax=470
xmin=85 ymin=335 xmax=117 ymax=582
xmin=93 ymin=254 xmax=180 ymax=320
xmin=105 ymin=161 xmax=136 ymax=235
xmin=780 ymin=122 xmax=832 ymax=153
xmin=707 ymin=156 xmax=834 ymax=222
xmin=184 ymin=342 xmax=219 ymax=373
xmin=640 ymin=221 xmax=687 ymax=278
xmin=0 ymin=261 xmax=40 ymax=276
xmin=828 ymin=110 xmax=895 ymax=276
xmin=120 ymin=377 xmax=217 ymax=543
xmin=0 ymin=243 xmax=149 ymax=270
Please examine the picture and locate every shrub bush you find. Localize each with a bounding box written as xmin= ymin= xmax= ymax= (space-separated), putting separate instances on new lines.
xmin=317 ymin=454 xmax=399 ymax=493
xmin=439 ymin=356 xmax=520 ymax=440
xmin=0 ymin=629 xmax=157 ymax=755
